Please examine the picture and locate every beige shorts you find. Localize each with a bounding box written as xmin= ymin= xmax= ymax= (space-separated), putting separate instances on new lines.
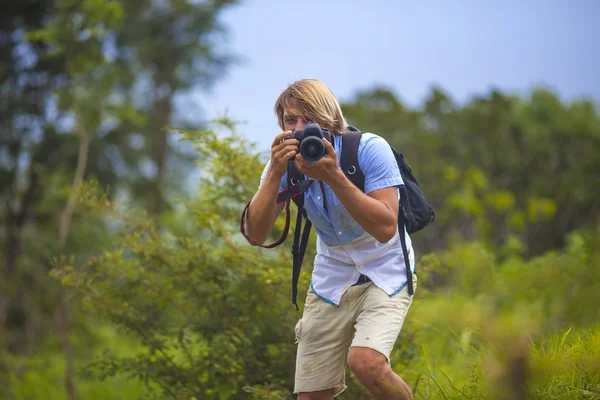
xmin=293 ymin=274 xmax=417 ymax=396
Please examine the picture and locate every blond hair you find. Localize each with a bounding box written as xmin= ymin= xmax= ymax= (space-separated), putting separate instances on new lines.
xmin=274 ymin=79 xmax=348 ymax=135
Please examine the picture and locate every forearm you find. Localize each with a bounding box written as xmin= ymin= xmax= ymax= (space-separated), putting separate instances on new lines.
xmin=327 ymin=170 xmax=397 ymax=243
xmin=246 ymin=171 xmax=285 ymax=244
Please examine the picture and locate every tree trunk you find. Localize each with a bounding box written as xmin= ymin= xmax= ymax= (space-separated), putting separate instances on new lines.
xmin=55 ymin=292 xmax=76 ymax=400
xmin=55 ymin=114 xmax=91 ymax=400
xmin=1 ymin=166 xmax=39 ymax=330
xmin=152 ymin=81 xmax=173 ymax=217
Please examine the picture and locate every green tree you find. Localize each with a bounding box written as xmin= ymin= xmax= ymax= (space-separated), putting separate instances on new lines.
xmin=341 ymin=86 xmax=600 ymax=258
xmin=53 ymin=121 xmax=304 ymax=399
xmin=51 ymin=115 xmax=600 ymax=399
xmin=108 ymin=0 xmax=240 ymax=215
xmin=1 ymin=0 xmax=240 ymax=396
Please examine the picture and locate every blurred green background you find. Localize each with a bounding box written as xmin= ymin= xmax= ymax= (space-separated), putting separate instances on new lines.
xmin=1 ymin=1 xmax=599 ymax=399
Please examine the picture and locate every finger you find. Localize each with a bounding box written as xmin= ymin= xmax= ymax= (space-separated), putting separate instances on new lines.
xmin=276 ymin=131 xmax=292 ymax=143
xmin=323 ymin=137 xmax=336 ymax=155
xmin=283 ymin=149 xmax=297 ymax=162
xmin=294 ymin=158 xmax=303 ymax=174
xmin=274 ymin=145 xmax=298 ymax=162
xmin=273 ymin=137 xmax=298 ymax=154
xmin=275 ymin=139 xmax=298 ymax=152
xmin=271 ymin=140 xmax=297 ymax=163
xmin=272 ymin=131 xmax=293 ymax=147
xmin=296 ymin=153 xmax=311 ymax=174
xmin=274 ymin=142 xmax=298 ymax=157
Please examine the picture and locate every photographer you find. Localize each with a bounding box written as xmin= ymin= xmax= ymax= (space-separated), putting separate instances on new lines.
xmin=245 ymin=79 xmax=417 ymax=400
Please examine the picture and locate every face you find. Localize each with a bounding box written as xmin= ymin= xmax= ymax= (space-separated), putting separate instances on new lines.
xmin=283 ymin=109 xmax=310 ymax=132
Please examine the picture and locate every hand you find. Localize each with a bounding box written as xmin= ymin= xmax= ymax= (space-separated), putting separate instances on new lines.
xmin=295 ymin=138 xmax=340 ymax=183
xmin=268 ymin=131 xmax=298 ymax=178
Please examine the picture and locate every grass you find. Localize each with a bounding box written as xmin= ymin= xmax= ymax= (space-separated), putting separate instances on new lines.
xmin=393 ymin=325 xmax=600 ymax=400
xmin=6 ymin=324 xmax=148 ymax=400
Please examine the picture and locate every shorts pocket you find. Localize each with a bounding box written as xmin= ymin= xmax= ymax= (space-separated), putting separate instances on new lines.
xmin=303 ymin=289 xmax=327 ymax=319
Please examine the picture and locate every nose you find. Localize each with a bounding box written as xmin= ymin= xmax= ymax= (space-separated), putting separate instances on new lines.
xmin=295 ymin=119 xmax=306 ymax=130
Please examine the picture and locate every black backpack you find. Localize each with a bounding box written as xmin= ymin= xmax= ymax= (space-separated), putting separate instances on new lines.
xmin=240 ymin=125 xmax=434 ymax=310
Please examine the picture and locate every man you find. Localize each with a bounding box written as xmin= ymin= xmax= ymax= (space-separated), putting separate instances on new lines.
xmin=244 ymin=78 xmax=417 ymax=400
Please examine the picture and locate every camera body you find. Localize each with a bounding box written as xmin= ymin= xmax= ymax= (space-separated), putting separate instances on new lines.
xmin=287 ymin=122 xmax=332 ymax=162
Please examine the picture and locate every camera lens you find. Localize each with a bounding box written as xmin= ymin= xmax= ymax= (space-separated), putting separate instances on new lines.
xmin=300 ymin=137 xmax=325 ymax=162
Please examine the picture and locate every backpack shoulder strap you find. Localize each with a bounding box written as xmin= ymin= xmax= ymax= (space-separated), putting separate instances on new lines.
xmin=342 ymin=126 xmax=416 ymax=296
xmin=340 ymin=126 xmax=365 ymax=191
xmin=286 ymin=159 xmax=311 ymax=310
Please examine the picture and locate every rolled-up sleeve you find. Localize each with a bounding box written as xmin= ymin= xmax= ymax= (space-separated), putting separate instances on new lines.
xmin=358 ymin=134 xmax=403 ymax=194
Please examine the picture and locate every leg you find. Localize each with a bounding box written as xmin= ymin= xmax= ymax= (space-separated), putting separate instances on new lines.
xmin=294 ymin=287 xmax=354 ymax=398
xmin=347 ymin=347 xmax=412 ymax=400
xmin=349 ymin=275 xmax=417 ymax=399
xmin=297 ymin=388 xmax=336 ymax=400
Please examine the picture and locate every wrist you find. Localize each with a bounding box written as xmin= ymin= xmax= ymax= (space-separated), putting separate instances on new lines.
xmin=265 ymin=168 xmax=285 ymax=185
xmin=326 ymin=168 xmax=351 ymax=189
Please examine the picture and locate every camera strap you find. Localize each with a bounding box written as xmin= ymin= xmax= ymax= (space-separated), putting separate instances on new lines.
xmin=276 ymin=179 xmax=314 ymax=204
xmin=238 ymin=166 xmax=314 ymax=310
xmin=239 ymin=179 xmax=314 ymax=248
xmin=240 ymin=198 xmax=291 ymax=248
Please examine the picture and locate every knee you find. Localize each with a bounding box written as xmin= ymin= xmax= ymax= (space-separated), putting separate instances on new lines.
xmin=347 ymin=347 xmax=387 ymax=381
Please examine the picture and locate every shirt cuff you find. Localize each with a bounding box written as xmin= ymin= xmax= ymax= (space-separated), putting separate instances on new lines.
xmin=364 ymin=178 xmax=404 ymax=194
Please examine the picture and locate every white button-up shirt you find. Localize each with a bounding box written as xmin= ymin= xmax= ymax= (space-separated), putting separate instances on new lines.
xmin=260 ymin=132 xmax=415 ymax=306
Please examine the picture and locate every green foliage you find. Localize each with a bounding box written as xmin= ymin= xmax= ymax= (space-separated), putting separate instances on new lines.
xmin=3 ymin=6 xmax=599 ymax=395
xmin=1 ymin=0 xmax=240 ymax=379
xmin=5 ymin=325 xmax=148 ymax=399
xmin=341 ymin=86 xmax=600 ymax=256
xmin=49 ymin=121 xmax=306 ymax=399
xmin=42 ymin=120 xmax=600 ymax=399
xmin=392 ymin=222 xmax=600 ymax=399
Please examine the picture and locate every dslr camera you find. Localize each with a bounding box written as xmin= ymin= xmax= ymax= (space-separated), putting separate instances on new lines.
xmin=286 ymin=122 xmax=332 ymax=162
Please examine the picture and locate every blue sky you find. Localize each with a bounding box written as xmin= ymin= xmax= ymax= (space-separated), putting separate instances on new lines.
xmin=188 ymin=0 xmax=599 ymax=153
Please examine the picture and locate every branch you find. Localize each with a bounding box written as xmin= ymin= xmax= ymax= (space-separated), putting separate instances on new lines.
xmin=58 ymin=114 xmax=91 ymax=250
